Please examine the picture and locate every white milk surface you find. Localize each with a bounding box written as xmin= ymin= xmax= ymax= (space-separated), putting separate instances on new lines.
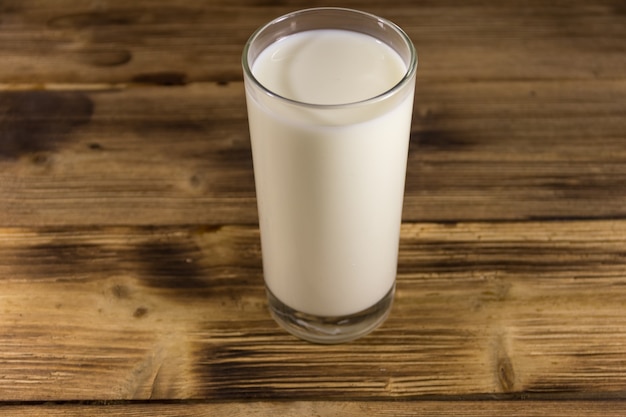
xmin=247 ymin=29 xmax=414 ymax=317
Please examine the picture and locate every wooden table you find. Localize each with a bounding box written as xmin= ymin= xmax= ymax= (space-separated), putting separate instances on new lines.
xmin=1 ymin=0 xmax=626 ymax=415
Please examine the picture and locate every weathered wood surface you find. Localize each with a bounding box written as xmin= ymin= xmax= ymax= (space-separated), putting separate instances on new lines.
xmin=1 ymin=0 xmax=626 ymax=226
xmin=1 ymin=222 xmax=626 ymax=401
xmin=1 ymin=0 xmax=626 ymax=414
xmin=1 ymin=0 xmax=625 ymax=84
xmin=1 ymin=80 xmax=626 ymax=226
xmin=3 ymin=401 xmax=626 ymax=417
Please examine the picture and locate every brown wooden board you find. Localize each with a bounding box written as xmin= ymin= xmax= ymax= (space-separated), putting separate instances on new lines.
xmin=1 ymin=222 xmax=625 ymax=400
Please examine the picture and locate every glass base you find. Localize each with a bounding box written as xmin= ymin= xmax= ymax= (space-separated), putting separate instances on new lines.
xmin=266 ymin=285 xmax=395 ymax=344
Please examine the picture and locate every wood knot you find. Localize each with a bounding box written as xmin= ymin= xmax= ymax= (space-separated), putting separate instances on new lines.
xmin=112 ymin=284 xmax=131 ymax=299
xmin=133 ymin=306 xmax=148 ymax=318
xmin=497 ymin=354 xmax=516 ymax=392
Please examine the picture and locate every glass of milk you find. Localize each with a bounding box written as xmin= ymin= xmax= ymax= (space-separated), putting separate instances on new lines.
xmin=242 ymin=8 xmax=417 ymax=343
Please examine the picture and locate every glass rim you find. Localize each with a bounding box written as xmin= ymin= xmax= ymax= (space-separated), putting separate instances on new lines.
xmin=242 ymin=7 xmax=418 ymax=109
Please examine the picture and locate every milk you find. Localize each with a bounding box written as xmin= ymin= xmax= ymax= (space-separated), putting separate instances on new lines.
xmin=245 ymin=29 xmax=415 ymax=317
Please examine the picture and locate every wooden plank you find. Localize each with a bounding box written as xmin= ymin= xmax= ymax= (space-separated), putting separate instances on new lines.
xmin=2 ymin=400 xmax=626 ymax=417
xmin=0 ymin=0 xmax=625 ymax=84
xmin=1 ymin=221 xmax=626 ymax=400
xmin=1 ymin=79 xmax=625 ymax=226
xmin=0 ymin=83 xmax=257 ymax=226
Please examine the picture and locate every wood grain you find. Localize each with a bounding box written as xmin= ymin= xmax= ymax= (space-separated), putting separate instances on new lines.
xmin=1 ymin=79 xmax=625 ymax=226
xmin=0 ymin=0 xmax=625 ymax=84
xmin=2 ymin=400 xmax=626 ymax=417
xmin=1 ymin=0 xmax=625 ymax=226
xmin=1 ymin=221 xmax=625 ymax=401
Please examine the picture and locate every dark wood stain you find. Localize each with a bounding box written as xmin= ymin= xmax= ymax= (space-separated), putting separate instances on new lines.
xmin=0 ymin=91 xmax=93 ymax=159
xmin=132 ymin=72 xmax=188 ymax=86
xmin=129 ymin=232 xmax=260 ymax=302
xmin=196 ymin=348 xmax=427 ymax=400
xmin=47 ymin=7 xmax=214 ymax=30
xmin=11 ymin=226 xmax=261 ymax=298
xmin=398 ymin=241 xmax=624 ymax=275
xmin=47 ymin=11 xmax=143 ymax=28
xmin=27 ymin=241 xmax=103 ymax=270
xmin=74 ymin=48 xmax=133 ymax=67
xmin=411 ymin=129 xmax=473 ymax=152
xmin=193 ymin=320 xmax=484 ymax=400
xmin=198 ymin=341 xmax=332 ymax=400
xmin=134 ymin=240 xmax=208 ymax=293
xmin=614 ymin=4 xmax=626 ymax=16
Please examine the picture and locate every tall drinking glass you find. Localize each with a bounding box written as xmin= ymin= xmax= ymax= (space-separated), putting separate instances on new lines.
xmin=242 ymin=8 xmax=417 ymax=343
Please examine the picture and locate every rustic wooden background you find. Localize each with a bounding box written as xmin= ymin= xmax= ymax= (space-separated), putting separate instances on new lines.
xmin=1 ymin=0 xmax=626 ymax=414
